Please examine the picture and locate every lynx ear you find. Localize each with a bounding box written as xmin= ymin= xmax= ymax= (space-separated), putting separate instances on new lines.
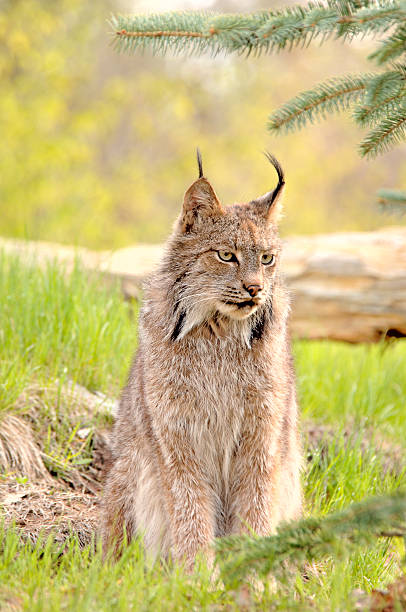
xmin=250 ymin=152 xmax=285 ymax=223
xmin=180 ymin=150 xmax=223 ymax=233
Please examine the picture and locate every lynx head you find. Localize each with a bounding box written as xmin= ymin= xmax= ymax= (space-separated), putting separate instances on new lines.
xmin=167 ymin=150 xmax=285 ymax=342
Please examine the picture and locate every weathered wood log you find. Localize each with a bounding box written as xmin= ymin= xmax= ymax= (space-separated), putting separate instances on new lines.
xmin=1 ymin=227 xmax=405 ymax=342
xmin=282 ymin=227 xmax=406 ymax=342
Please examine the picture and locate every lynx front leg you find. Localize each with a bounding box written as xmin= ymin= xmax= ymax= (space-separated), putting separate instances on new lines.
xmin=102 ymin=455 xmax=138 ymax=558
xmin=157 ymin=424 xmax=216 ymax=570
xmin=229 ymin=415 xmax=280 ymax=537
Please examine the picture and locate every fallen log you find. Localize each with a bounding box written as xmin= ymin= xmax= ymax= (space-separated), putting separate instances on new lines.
xmin=1 ymin=227 xmax=405 ymax=343
xmin=282 ymin=227 xmax=406 ymax=342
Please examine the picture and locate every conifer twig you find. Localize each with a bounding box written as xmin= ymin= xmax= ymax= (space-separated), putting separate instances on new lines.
xmin=269 ymin=75 xmax=369 ymax=132
xmin=377 ymin=188 xmax=406 ymax=212
xmin=215 ymin=491 xmax=406 ymax=582
xmin=360 ymin=106 xmax=406 ymax=157
xmin=111 ymin=3 xmax=405 ymax=57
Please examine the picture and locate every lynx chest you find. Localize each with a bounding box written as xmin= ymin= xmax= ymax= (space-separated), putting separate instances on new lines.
xmin=144 ymin=331 xmax=272 ymax=452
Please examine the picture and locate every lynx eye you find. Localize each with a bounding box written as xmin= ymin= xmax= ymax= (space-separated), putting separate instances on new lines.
xmin=261 ymin=253 xmax=275 ymax=266
xmin=217 ymin=250 xmax=237 ymax=263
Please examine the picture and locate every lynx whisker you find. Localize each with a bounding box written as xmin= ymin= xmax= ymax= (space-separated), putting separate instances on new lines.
xmin=174 ymin=288 xmax=220 ymax=305
xmin=174 ymin=292 xmax=216 ymax=306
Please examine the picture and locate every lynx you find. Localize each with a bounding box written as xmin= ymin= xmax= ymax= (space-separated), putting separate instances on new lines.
xmin=102 ymin=151 xmax=302 ymax=569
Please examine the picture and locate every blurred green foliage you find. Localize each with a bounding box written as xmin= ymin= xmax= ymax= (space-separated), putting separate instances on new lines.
xmin=0 ymin=0 xmax=405 ymax=249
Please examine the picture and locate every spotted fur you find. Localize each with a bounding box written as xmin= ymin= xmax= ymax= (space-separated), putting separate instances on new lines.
xmin=102 ymin=152 xmax=302 ymax=569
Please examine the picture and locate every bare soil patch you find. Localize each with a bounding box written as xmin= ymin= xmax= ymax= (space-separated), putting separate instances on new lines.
xmin=0 ymin=427 xmax=111 ymax=546
xmin=0 ymin=479 xmax=99 ymax=547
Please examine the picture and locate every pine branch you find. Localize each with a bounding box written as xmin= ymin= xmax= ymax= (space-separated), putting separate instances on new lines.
xmin=360 ymin=104 xmax=406 ymax=156
xmin=369 ymin=23 xmax=406 ymax=64
xmin=111 ymin=3 xmax=406 ymax=58
xmin=110 ymin=12 xmax=270 ymax=57
xmin=335 ymin=5 xmax=406 ymax=39
xmin=256 ymin=6 xmax=337 ymax=52
xmin=328 ymin=0 xmax=375 ymax=13
xmin=353 ymin=68 xmax=406 ymax=125
xmin=377 ymin=188 xmax=406 ymax=212
xmin=268 ymin=74 xmax=369 ymax=133
xmin=365 ymin=68 xmax=405 ymax=106
xmin=215 ymin=491 xmax=406 ymax=583
xmin=354 ymin=90 xmax=406 ymax=125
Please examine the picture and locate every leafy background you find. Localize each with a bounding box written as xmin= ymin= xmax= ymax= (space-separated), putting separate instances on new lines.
xmin=1 ymin=0 xmax=405 ymax=249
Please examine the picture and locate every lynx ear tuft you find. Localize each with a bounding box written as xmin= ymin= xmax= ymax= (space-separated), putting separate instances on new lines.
xmin=179 ymin=152 xmax=223 ymax=233
xmin=250 ymin=152 xmax=285 ymax=223
xmin=196 ymin=147 xmax=203 ymax=179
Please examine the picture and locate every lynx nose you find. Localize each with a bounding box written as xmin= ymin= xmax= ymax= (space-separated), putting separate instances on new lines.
xmin=244 ymin=284 xmax=262 ymax=297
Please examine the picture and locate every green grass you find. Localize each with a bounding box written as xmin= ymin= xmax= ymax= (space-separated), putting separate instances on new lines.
xmin=0 ymin=252 xmax=137 ymax=403
xmin=295 ymin=340 xmax=406 ymax=444
xmin=0 ymin=252 xmax=138 ymax=476
xmin=0 ymin=252 xmax=405 ymax=610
